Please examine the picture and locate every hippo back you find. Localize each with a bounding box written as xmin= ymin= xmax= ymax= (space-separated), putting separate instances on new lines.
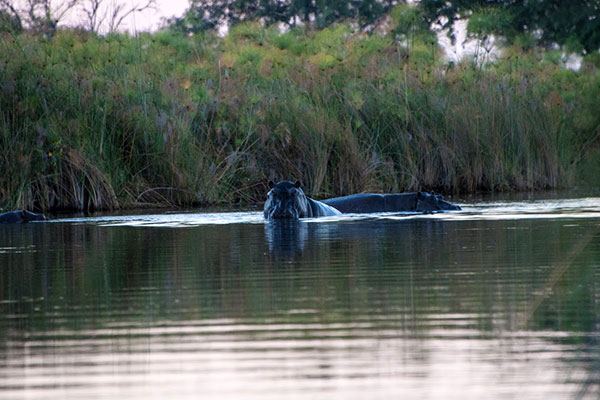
xmin=0 ymin=210 xmax=46 ymax=224
xmin=322 ymin=192 xmax=460 ymax=213
xmin=0 ymin=211 xmax=23 ymax=224
xmin=322 ymin=193 xmax=418 ymax=213
xmin=306 ymin=198 xmax=342 ymax=217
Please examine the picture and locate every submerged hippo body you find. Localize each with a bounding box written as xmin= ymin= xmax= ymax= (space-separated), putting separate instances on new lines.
xmin=264 ymin=181 xmax=460 ymax=219
xmin=0 ymin=210 xmax=47 ymax=224
xmin=322 ymin=192 xmax=461 ymax=213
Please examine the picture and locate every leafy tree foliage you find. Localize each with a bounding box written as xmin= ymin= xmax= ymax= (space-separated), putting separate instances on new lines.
xmin=170 ymin=0 xmax=401 ymax=34
xmin=418 ymin=0 xmax=600 ymax=54
xmin=389 ymin=3 xmax=435 ymax=43
xmin=0 ymin=8 xmax=22 ymax=32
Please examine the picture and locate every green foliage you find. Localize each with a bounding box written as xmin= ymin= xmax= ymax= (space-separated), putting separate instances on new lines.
xmin=390 ymin=4 xmax=432 ymax=42
xmin=0 ymin=10 xmax=22 ymax=33
xmin=170 ymin=0 xmax=400 ymax=34
xmin=466 ymin=7 xmax=513 ymax=39
xmin=582 ymin=52 xmax=600 ymax=70
xmin=389 ymin=4 xmax=439 ymax=70
xmin=418 ymin=0 xmax=600 ymax=54
xmin=0 ymin=25 xmax=598 ymax=211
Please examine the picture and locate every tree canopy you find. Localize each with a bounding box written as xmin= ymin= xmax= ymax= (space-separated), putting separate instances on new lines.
xmin=169 ymin=0 xmax=600 ymax=54
xmin=169 ymin=0 xmax=401 ymax=34
xmin=418 ymin=0 xmax=600 ymax=54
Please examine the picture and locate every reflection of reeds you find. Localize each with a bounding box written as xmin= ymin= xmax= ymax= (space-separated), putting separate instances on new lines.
xmin=517 ymin=225 xmax=599 ymax=330
xmin=512 ymin=221 xmax=600 ymax=398
xmin=0 ymin=25 xmax=598 ymax=211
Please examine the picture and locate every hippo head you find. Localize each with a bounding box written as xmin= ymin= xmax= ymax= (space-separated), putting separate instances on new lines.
xmin=416 ymin=192 xmax=461 ymax=212
xmin=21 ymin=210 xmax=47 ymax=222
xmin=264 ymin=180 xmax=310 ymax=219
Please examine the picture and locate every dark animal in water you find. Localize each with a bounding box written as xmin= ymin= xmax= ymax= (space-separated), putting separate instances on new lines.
xmin=264 ymin=181 xmax=341 ymax=219
xmin=322 ymin=192 xmax=461 ymax=213
xmin=0 ymin=210 xmax=47 ymax=224
xmin=264 ymin=181 xmax=460 ymax=219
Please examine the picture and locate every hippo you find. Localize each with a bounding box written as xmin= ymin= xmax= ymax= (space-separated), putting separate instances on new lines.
xmin=322 ymin=192 xmax=461 ymax=213
xmin=0 ymin=210 xmax=47 ymax=224
xmin=264 ymin=181 xmax=341 ymax=219
xmin=264 ymin=181 xmax=460 ymax=219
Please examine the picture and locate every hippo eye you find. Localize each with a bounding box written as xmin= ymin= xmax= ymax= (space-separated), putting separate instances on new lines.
xmin=290 ymin=188 xmax=296 ymax=194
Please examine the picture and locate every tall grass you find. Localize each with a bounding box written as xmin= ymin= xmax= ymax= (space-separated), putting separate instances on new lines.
xmin=0 ymin=24 xmax=598 ymax=211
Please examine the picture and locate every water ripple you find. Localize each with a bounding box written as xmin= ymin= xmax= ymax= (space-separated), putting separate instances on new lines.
xmin=44 ymin=197 xmax=600 ymax=228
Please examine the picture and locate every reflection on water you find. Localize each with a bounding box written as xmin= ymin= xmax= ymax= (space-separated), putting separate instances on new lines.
xmin=0 ymin=198 xmax=599 ymax=399
xmin=50 ymin=210 xmax=265 ymax=226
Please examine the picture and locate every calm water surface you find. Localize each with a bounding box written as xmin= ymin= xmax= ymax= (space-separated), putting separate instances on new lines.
xmin=1 ymin=197 xmax=600 ymax=399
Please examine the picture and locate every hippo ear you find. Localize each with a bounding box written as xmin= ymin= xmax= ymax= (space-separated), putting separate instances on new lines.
xmin=268 ymin=181 xmax=275 ymax=189
xmin=294 ymin=180 xmax=302 ymax=188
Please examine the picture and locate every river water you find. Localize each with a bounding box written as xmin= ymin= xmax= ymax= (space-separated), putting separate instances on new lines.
xmin=1 ymin=196 xmax=599 ymax=399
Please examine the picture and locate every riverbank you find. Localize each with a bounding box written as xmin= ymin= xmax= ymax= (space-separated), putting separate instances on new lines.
xmin=1 ymin=24 xmax=599 ymax=211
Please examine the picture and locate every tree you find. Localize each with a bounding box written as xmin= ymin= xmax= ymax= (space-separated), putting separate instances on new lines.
xmin=0 ymin=0 xmax=156 ymax=35
xmin=0 ymin=6 xmax=22 ymax=32
xmin=170 ymin=0 xmax=402 ymax=34
xmin=79 ymin=0 xmax=155 ymax=33
xmin=417 ymin=0 xmax=600 ymax=54
xmin=0 ymin=0 xmax=78 ymax=36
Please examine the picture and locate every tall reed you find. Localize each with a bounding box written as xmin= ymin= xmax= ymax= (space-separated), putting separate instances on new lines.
xmin=0 ymin=24 xmax=598 ymax=211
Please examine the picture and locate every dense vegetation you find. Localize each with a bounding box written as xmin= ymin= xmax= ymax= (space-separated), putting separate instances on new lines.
xmin=170 ymin=0 xmax=399 ymax=33
xmin=418 ymin=0 xmax=600 ymax=55
xmin=0 ymin=14 xmax=599 ymax=211
xmin=173 ymin=0 xmax=600 ymax=55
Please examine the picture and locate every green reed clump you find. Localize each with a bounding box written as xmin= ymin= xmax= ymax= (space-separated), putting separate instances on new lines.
xmin=0 ymin=23 xmax=598 ymax=211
